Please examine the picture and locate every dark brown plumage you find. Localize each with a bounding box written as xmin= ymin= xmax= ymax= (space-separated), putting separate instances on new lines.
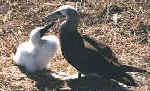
xmin=45 ymin=5 xmax=149 ymax=86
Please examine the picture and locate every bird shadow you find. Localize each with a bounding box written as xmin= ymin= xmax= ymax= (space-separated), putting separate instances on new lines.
xmin=67 ymin=76 xmax=129 ymax=91
xmin=17 ymin=65 xmax=64 ymax=91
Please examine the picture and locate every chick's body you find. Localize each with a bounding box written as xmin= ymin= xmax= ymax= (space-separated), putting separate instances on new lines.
xmin=14 ymin=26 xmax=59 ymax=72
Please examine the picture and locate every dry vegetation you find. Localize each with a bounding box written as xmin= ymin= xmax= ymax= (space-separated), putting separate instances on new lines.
xmin=0 ymin=0 xmax=150 ymax=91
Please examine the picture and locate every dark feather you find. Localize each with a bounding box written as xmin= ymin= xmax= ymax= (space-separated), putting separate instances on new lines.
xmin=46 ymin=6 xmax=150 ymax=86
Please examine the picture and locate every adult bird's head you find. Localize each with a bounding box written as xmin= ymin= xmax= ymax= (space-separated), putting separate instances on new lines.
xmin=30 ymin=22 xmax=55 ymax=44
xmin=44 ymin=5 xmax=79 ymax=22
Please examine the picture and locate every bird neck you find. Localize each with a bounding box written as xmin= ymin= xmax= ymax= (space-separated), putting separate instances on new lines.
xmin=67 ymin=12 xmax=80 ymax=25
xmin=65 ymin=10 xmax=79 ymax=28
xmin=29 ymin=37 xmax=41 ymax=47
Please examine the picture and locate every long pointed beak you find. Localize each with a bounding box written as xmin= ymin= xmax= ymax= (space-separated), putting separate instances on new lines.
xmin=44 ymin=11 xmax=64 ymax=22
xmin=40 ymin=22 xmax=55 ymax=37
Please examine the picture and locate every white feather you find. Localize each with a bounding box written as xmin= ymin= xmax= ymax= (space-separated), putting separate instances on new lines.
xmin=13 ymin=27 xmax=59 ymax=72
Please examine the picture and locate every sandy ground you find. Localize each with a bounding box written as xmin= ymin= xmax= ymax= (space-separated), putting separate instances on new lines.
xmin=0 ymin=0 xmax=150 ymax=91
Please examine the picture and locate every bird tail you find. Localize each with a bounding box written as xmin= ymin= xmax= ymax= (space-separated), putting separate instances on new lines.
xmin=106 ymin=65 xmax=150 ymax=86
xmin=120 ymin=65 xmax=150 ymax=74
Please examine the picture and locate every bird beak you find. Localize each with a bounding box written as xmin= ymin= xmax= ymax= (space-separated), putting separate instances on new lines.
xmin=44 ymin=11 xmax=64 ymax=22
xmin=40 ymin=22 xmax=55 ymax=37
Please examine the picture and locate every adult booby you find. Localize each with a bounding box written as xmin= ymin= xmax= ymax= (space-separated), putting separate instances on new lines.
xmin=44 ymin=5 xmax=149 ymax=86
xmin=13 ymin=23 xmax=59 ymax=72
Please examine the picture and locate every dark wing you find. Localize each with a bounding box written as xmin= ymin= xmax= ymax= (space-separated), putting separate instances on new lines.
xmin=82 ymin=35 xmax=120 ymax=65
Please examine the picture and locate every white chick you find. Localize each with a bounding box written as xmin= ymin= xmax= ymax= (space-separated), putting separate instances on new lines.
xmin=13 ymin=23 xmax=59 ymax=72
